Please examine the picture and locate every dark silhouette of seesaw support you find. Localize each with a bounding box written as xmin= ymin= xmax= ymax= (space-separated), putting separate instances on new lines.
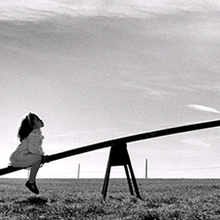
xmin=1 ymin=119 xmax=220 ymax=176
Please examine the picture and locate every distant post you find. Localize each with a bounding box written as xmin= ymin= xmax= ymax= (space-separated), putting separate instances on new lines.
xmin=77 ymin=163 xmax=80 ymax=179
xmin=145 ymin=159 xmax=148 ymax=179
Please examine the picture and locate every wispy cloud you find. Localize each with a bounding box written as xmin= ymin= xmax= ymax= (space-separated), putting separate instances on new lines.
xmin=188 ymin=104 xmax=220 ymax=114
xmin=103 ymin=80 xmax=174 ymax=98
xmin=182 ymin=138 xmax=211 ymax=148
xmin=47 ymin=128 xmax=113 ymax=138
xmin=121 ymin=81 xmax=173 ymax=97
xmin=0 ymin=0 xmax=220 ymax=21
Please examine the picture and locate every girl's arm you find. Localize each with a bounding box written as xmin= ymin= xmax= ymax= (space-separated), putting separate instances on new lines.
xmin=27 ymin=132 xmax=44 ymax=155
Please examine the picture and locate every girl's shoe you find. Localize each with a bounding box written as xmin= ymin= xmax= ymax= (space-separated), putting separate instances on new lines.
xmin=25 ymin=181 xmax=39 ymax=194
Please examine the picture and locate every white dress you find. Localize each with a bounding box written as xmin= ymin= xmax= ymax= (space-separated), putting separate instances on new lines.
xmin=10 ymin=129 xmax=44 ymax=168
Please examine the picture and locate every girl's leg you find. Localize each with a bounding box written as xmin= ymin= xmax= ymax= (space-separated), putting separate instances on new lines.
xmin=28 ymin=159 xmax=41 ymax=183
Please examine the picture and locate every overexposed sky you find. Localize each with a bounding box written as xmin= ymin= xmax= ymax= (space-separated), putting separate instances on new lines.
xmin=1 ymin=0 xmax=220 ymax=179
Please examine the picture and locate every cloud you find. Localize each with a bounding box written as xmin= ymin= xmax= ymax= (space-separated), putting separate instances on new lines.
xmin=182 ymin=138 xmax=211 ymax=148
xmin=0 ymin=0 xmax=220 ymax=21
xmin=188 ymin=104 xmax=220 ymax=114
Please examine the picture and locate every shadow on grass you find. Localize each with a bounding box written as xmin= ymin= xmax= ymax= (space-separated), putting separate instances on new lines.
xmin=15 ymin=196 xmax=48 ymax=206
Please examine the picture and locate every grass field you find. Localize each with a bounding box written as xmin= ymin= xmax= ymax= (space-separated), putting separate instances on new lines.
xmin=1 ymin=178 xmax=220 ymax=219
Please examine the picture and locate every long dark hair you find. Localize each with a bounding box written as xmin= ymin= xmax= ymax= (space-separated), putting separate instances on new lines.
xmin=17 ymin=113 xmax=38 ymax=142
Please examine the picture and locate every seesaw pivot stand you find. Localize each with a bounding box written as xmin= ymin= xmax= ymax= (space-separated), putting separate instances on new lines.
xmin=102 ymin=142 xmax=141 ymax=199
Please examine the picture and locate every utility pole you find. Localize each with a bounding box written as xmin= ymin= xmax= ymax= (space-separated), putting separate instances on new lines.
xmin=145 ymin=159 xmax=148 ymax=179
xmin=77 ymin=163 xmax=80 ymax=179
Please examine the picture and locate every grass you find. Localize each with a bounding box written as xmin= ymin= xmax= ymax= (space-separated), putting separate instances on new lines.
xmin=1 ymin=178 xmax=220 ymax=219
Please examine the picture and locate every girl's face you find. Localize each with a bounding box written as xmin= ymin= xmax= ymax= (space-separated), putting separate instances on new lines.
xmin=33 ymin=116 xmax=44 ymax=129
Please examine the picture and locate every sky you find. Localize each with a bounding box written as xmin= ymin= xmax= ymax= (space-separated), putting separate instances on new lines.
xmin=0 ymin=0 xmax=220 ymax=179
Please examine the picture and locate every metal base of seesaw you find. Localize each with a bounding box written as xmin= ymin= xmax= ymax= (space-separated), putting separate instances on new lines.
xmin=101 ymin=142 xmax=142 ymax=200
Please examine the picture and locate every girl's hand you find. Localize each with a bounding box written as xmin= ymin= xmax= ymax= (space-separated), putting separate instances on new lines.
xmin=41 ymin=155 xmax=50 ymax=163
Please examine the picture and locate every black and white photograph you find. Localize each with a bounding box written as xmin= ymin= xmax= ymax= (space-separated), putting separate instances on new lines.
xmin=0 ymin=0 xmax=220 ymax=219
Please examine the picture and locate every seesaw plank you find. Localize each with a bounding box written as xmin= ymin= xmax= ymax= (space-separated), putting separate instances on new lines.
xmin=1 ymin=119 xmax=220 ymax=176
xmin=0 ymin=166 xmax=23 ymax=176
xmin=47 ymin=119 xmax=220 ymax=162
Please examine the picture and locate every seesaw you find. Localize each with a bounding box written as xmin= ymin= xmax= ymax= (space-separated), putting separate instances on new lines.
xmin=1 ymin=119 xmax=220 ymax=199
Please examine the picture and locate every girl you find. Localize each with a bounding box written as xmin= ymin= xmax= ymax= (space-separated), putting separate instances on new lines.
xmin=10 ymin=113 xmax=49 ymax=194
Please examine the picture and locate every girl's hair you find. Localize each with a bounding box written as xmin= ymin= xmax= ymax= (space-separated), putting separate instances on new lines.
xmin=17 ymin=113 xmax=38 ymax=142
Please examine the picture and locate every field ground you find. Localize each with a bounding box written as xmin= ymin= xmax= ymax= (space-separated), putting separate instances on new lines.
xmin=1 ymin=178 xmax=220 ymax=219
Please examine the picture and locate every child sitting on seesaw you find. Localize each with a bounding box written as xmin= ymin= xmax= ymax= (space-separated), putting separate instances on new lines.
xmin=10 ymin=113 xmax=49 ymax=194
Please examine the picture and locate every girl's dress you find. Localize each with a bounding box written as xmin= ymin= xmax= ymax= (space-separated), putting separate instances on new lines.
xmin=10 ymin=129 xmax=44 ymax=168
